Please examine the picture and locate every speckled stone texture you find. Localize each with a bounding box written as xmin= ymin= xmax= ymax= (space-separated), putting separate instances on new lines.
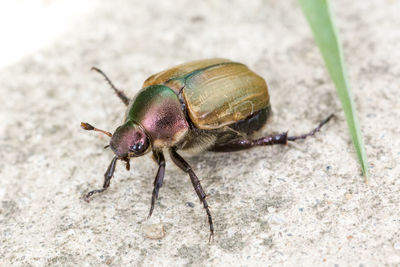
xmin=1 ymin=0 xmax=399 ymax=266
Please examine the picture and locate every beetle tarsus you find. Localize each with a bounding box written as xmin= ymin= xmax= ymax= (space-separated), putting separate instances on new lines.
xmin=84 ymin=156 xmax=118 ymax=202
xmin=84 ymin=188 xmax=105 ymax=202
xmin=169 ymin=148 xmax=215 ymax=241
xmin=209 ymin=232 xmax=214 ymax=243
xmin=91 ymin=67 xmax=130 ymax=106
xmin=148 ymin=151 xmax=166 ymax=218
xmin=287 ymin=114 xmax=334 ymax=141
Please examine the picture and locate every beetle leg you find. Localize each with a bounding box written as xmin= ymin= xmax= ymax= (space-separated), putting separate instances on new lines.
xmin=148 ymin=150 xmax=166 ymax=218
xmin=91 ymin=67 xmax=130 ymax=106
xmin=212 ymin=114 xmax=334 ymax=152
xmin=287 ymin=114 xmax=334 ymax=141
xmin=169 ymin=148 xmax=214 ymax=242
xmin=84 ymin=156 xmax=118 ymax=202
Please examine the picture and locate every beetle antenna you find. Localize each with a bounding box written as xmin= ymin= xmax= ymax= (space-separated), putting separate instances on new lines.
xmin=91 ymin=67 xmax=130 ymax=106
xmin=81 ymin=122 xmax=112 ymax=137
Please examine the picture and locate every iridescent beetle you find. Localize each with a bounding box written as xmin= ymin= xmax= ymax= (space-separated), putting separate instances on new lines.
xmin=81 ymin=59 xmax=333 ymax=241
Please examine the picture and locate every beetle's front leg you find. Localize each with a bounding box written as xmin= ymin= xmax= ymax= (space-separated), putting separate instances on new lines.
xmin=84 ymin=156 xmax=118 ymax=202
xmin=169 ymin=148 xmax=214 ymax=242
xmin=148 ymin=150 xmax=166 ymax=218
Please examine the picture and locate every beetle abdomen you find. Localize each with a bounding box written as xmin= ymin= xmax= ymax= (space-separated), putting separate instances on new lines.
xmin=183 ymin=63 xmax=269 ymax=130
xmin=229 ymin=106 xmax=271 ymax=136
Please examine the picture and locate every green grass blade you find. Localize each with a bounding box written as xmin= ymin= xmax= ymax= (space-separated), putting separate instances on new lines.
xmin=298 ymin=0 xmax=369 ymax=181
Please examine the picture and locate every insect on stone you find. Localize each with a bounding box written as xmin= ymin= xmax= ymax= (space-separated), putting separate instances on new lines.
xmin=81 ymin=59 xmax=333 ymax=241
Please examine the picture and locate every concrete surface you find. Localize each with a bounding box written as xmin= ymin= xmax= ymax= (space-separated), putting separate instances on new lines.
xmin=1 ymin=0 xmax=399 ymax=266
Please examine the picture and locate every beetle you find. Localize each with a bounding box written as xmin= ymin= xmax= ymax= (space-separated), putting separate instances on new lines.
xmin=81 ymin=58 xmax=333 ymax=241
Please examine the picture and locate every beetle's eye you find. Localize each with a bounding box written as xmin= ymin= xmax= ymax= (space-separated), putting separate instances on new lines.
xmin=130 ymin=143 xmax=143 ymax=152
xmin=129 ymin=143 xmax=143 ymax=152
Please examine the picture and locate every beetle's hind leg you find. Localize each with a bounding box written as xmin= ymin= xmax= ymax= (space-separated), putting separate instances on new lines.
xmin=212 ymin=114 xmax=334 ymax=152
xmin=84 ymin=156 xmax=118 ymax=202
xmin=169 ymin=148 xmax=214 ymax=242
xmin=286 ymin=114 xmax=334 ymax=141
xmin=91 ymin=67 xmax=130 ymax=106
